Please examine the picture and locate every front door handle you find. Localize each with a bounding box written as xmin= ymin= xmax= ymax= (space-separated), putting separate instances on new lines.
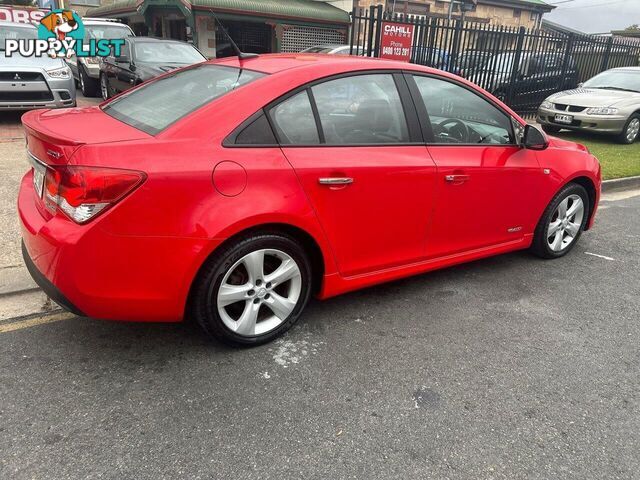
xmin=445 ymin=174 xmax=470 ymax=183
xmin=318 ymin=177 xmax=353 ymax=185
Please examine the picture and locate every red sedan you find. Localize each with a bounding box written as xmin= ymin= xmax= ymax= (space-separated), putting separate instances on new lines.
xmin=19 ymin=54 xmax=601 ymax=346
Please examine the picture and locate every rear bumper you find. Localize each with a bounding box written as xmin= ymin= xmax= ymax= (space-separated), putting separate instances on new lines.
xmin=537 ymin=107 xmax=627 ymax=134
xmin=18 ymin=171 xmax=215 ymax=323
xmin=22 ymin=241 xmax=85 ymax=316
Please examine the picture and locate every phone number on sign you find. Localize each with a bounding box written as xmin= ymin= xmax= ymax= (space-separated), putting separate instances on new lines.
xmin=382 ymin=46 xmax=410 ymax=57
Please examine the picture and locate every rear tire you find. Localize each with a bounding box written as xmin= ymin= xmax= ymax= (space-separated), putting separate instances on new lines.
xmin=617 ymin=114 xmax=640 ymax=144
xmin=530 ymin=183 xmax=589 ymax=259
xmin=541 ymin=125 xmax=561 ymax=134
xmin=79 ymin=65 xmax=99 ymax=97
xmin=190 ymin=233 xmax=312 ymax=347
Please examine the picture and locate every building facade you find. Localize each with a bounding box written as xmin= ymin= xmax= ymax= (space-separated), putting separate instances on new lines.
xmin=354 ymin=0 xmax=553 ymax=29
xmin=85 ymin=0 xmax=350 ymax=57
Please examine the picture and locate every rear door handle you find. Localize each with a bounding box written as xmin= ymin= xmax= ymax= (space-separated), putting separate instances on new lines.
xmin=445 ymin=174 xmax=470 ymax=183
xmin=318 ymin=177 xmax=353 ymax=185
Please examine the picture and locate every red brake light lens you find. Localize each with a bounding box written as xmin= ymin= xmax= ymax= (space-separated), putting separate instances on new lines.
xmin=44 ymin=166 xmax=145 ymax=223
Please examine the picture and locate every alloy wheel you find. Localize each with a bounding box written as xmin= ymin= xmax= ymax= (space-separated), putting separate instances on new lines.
xmin=626 ymin=118 xmax=640 ymax=143
xmin=547 ymin=194 xmax=584 ymax=252
xmin=100 ymin=75 xmax=109 ymax=100
xmin=216 ymin=249 xmax=302 ymax=337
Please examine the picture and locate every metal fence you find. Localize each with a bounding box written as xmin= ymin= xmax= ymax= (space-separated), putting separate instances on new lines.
xmin=349 ymin=5 xmax=640 ymax=116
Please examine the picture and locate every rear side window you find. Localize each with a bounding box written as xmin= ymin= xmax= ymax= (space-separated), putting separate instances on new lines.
xmin=235 ymin=113 xmax=277 ymax=145
xmin=311 ymin=74 xmax=410 ymax=145
xmin=269 ymin=91 xmax=320 ymax=145
xmin=102 ymin=65 xmax=265 ymax=135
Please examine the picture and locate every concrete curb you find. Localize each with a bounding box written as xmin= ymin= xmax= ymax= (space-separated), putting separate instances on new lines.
xmin=602 ymin=175 xmax=640 ymax=194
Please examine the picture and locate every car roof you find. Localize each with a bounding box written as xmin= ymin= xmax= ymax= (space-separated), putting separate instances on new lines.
xmin=212 ymin=53 xmax=438 ymax=75
xmin=127 ymin=36 xmax=189 ymax=45
xmin=0 ymin=20 xmax=36 ymax=29
xmin=83 ymin=20 xmax=132 ymax=26
xmin=610 ymin=66 xmax=640 ymax=72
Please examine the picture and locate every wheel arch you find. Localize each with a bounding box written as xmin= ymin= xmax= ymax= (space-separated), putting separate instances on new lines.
xmin=184 ymin=222 xmax=328 ymax=319
xmin=566 ymin=175 xmax=597 ymax=231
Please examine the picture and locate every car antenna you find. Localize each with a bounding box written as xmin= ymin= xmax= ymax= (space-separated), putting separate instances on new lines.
xmin=212 ymin=15 xmax=259 ymax=60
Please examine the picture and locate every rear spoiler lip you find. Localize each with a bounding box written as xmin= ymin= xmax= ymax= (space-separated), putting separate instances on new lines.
xmin=22 ymin=110 xmax=85 ymax=147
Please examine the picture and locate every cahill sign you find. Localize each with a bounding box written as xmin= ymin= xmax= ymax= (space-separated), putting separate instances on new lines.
xmin=379 ymin=22 xmax=414 ymax=62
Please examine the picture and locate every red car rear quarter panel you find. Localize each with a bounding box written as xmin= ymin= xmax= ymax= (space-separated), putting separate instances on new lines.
xmin=70 ymin=135 xmax=334 ymax=320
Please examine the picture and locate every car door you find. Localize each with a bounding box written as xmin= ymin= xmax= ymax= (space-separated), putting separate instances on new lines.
xmin=112 ymin=40 xmax=135 ymax=93
xmin=271 ymin=72 xmax=438 ymax=277
xmin=407 ymin=73 xmax=545 ymax=258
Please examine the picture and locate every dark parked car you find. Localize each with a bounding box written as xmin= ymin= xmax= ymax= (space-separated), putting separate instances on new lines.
xmin=413 ymin=46 xmax=457 ymax=73
xmin=99 ymin=37 xmax=206 ymax=99
xmin=470 ymin=52 xmax=578 ymax=110
xmin=456 ymin=50 xmax=492 ymax=78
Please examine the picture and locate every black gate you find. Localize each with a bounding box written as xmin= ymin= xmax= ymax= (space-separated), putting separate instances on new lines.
xmin=350 ymin=5 xmax=640 ymax=116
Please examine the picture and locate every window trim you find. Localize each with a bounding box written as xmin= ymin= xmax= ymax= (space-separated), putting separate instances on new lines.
xmin=224 ymin=69 xmax=425 ymax=148
xmin=222 ymin=110 xmax=278 ymax=147
xmin=405 ymin=73 xmax=520 ymax=147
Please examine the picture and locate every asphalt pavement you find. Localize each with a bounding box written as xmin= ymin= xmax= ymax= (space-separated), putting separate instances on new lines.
xmin=0 ymin=188 xmax=638 ymax=479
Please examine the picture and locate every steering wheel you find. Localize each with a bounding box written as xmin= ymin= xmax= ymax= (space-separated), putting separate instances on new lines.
xmin=436 ymin=118 xmax=469 ymax=143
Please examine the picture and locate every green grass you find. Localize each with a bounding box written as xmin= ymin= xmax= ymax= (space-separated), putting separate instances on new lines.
xmin=552 ymin=131 xmax=640 ymax=180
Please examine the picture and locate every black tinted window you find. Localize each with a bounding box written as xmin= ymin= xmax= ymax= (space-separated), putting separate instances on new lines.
xmin=311 ymin=74 xmax=410 ymax=144
xmin=102 ymin=65 xmax=265 ymax=135
xmin=235 ymin=113 xmax=277 ymax=145
xmin=413 ymin=76 xmax=513 ymax=145
xmin=270 ymin=91 xmax=319 ymax=145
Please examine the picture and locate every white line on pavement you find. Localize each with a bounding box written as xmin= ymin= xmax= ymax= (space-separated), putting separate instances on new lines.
xmin=585 ymin=252 xmax=615 ymax=261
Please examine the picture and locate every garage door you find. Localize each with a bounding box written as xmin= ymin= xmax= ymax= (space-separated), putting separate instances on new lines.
xmin=281 ymin=25 xmax=346 ymax=53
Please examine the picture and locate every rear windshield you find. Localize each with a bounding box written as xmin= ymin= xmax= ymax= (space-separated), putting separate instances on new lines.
xmin=102 ymin=64 xmax=266 ymax=134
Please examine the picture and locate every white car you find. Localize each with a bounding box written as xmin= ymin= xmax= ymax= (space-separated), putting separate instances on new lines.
xmin=300 ymin=44 xmax=364 ymax=55
xmin=0 ymin=21 xmax=76 ymax=110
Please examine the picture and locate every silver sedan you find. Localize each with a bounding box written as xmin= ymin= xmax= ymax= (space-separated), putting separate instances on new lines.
xmin=537 ymin=67 xmax=640 ymax=144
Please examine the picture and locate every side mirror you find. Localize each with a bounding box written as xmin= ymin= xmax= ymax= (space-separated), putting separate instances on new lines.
xmin=116 ymin=55 xmax=130 ymax=64
xmin=578 ymin=82 xmax=584 ymax=88
xmin=523 ymin=124 xmax=549 ymax=150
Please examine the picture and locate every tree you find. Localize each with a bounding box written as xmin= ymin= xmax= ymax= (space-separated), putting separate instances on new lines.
xmin=624 ymin=24 xmax=640 ymax=32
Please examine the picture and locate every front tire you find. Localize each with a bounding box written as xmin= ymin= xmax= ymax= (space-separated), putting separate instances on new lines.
xmin=100 ymin=74 xmax=110 ymax=101
xmin=190 ymin=233 xmax=312 ymax=346
xmin=79 ymin=65 xmax=99 ymax=97
xmin=617 ymin=114 xmax=640 ymax=144
xmin=530 ymin=183 xmax=589 ymax=259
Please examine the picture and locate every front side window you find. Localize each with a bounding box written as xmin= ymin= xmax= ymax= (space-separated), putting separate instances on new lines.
xmin=311 ymin=74 xmax=410 ymax=144
xmin=413 ymin=76 xmax=513 ymax=145
xmin=102 ymin=65 xmax=265 ymax=134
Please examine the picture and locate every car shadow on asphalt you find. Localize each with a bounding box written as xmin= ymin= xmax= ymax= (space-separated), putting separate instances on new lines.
xmin=20 ymin=250 xmax=538 ymax=360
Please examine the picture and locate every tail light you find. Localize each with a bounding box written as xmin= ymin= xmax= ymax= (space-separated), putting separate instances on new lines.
xmin=44 ymin=166 xmax=146 ymax=224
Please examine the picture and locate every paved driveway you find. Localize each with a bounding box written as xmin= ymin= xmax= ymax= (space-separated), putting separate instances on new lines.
xmin=0 ymin=189 xmax=638 ymax=479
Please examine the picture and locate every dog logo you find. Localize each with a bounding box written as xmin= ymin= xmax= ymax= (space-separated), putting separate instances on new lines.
xmin=38 ymin=9 xmax=84 ymax=58
xmin=4 ymin=11 xmax=123 ymax=60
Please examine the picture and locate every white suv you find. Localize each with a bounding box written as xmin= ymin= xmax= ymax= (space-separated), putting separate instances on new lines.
xmin=66 ymin=18 xmax=134 ymax=97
